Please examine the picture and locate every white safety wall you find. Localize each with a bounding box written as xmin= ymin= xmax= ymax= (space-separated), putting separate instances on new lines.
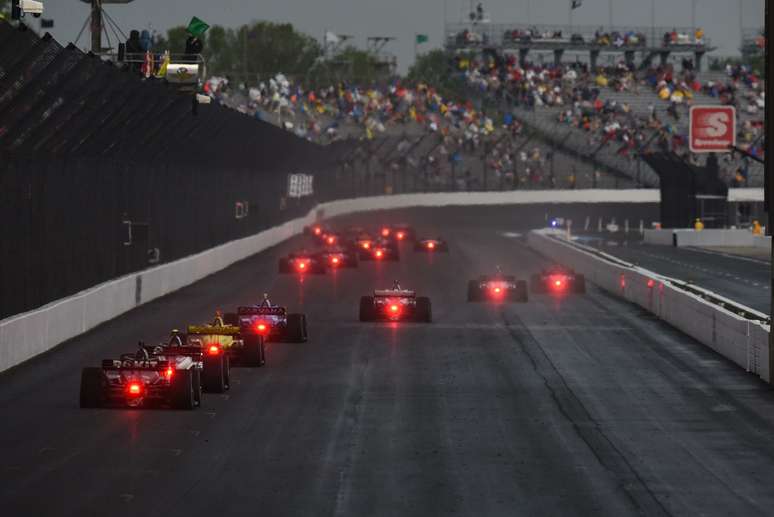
xmin=527 ymin=230 xmax=770 ymax=383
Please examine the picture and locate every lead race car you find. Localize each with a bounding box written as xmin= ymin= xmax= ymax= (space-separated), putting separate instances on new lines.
xmin=530 ymin=265 xmax=586 ymax=294
xmin=468 ymin=269 xmax=528 ymax=302
xmin=80 ymin=344 xmax=201 ymax=409
xmin=359 ymin=281 xmax=432 ymax=322
xmin=236 ymin=294 xmax=308 ymax=343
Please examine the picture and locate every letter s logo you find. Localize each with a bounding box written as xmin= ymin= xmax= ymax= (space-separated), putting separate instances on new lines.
xmin=700 ymin=112 xmax=729 ymax=137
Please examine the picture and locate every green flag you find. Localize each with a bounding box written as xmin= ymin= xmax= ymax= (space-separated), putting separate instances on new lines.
xmin=416 ymin=34 xmax=429 ymax=44
xmin=186 ymin=16 xmax=210 ymax=37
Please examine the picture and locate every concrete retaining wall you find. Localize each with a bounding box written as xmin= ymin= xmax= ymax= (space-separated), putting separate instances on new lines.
xmin=644 ymin=228 xmax=761 ymax=247
xmin=528 ymin=230 xmax=770 ymax=383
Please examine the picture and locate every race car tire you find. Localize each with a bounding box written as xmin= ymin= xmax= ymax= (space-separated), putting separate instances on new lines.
xmin=359 ymin=296 xmax=375 ymax=321
xmin=192 ymin=369 xmax=202 ymax=407
xmin=286 ymin=313 xmax=308 ymax=342
xmin=509 ymin=281 xmax=529 ymax=303
xmin=79 ymin=367 xmax=104 ymax=408
xmin=171 ymin=369 xmax=196 ymax=410
xmin=530 ymin=274 xmax=547 ymax=294
xmin=223 ymin=355 xmax=231 ymax=390
xmin=223 ymin=312 xmax=239 ymax=326
xmin=278 ymin=258 xmax=291 ymax=274
xmin=416 ymin=297 xmax=433 ymax=323
xmin=244 ymin=336 xmax=265 ymax=367
xmin=574 ymin=275 xmax=587 ymax=294
xmin=202 ymin=355 xmax=226 ymax=393
xmin=467 ymin=280 xmax=481 ymax=302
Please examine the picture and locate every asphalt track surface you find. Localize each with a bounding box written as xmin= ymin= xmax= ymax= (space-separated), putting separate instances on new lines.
xmin=578 ymin=237 xmax=771 ymax=314
xmin=3 ymin=204 xmax=774 ymax=517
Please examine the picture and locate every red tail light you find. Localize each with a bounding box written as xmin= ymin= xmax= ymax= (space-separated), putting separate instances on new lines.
xmin=362 ymin=242 xmax=371 ymax=249
xmin=331 ymin=257 xmax=340 ymax=265
xmin=327 ymin=236 xmax=335 ymax=245
xmin=255 ymin=322 xmax=268 ymax=334
xmin=164 ymin=367 xmax=174 ymax=380
xmin=375 ymin=250 xmax=383 ymax=258
xmin=207 ymin=345 xmax=220 ymax=355
xmin=397 ymin=232 xmax=405 ymax=240
xmin=298 ymin=262 xmax=306 ymax=270
xmin=127 ymin=382 xmax=142 ymax=396
xmin=381 ymin=228 xmax=390 ymax=237
xmin=427 ymin=242 xmax=435 ymax=249
xmin=313 ymin=227 xmax=322 ymax=235
xmin=647 ymin=279 xmax=655 ymax=288
xmin=388 ymin=304 xmax=400 ymax=315
xmin=493 ymin=287 xmax=502 ymax=294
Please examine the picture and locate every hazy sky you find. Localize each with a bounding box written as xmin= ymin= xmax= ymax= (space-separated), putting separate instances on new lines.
xmin=41 ymin=0 xmax=764 ymax=74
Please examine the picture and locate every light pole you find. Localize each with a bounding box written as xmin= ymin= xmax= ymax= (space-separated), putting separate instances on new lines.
xmin=691 ymin=0 xmax=698 ymax=34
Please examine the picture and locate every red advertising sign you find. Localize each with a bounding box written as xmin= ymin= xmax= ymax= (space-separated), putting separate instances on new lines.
xmin=689 ymin=106 xmax=736 ymax=153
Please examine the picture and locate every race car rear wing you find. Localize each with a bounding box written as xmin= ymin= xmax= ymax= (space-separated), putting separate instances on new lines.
xmin=374 ymin=290 xmax=416 ymax=298
xmin=187 ymin=325 xmax=241 ymax=335
xmin=237 ymin=306 xmax=287 ymax=316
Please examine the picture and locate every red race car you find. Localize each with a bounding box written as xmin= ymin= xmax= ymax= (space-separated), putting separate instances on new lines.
xmin=414 ymin=238 xmax=449 ymax=252
xmin=80 ymin=344 xmax=201 ymax=409
xmin=317 ymin=247 xmax=358 ymax=269
xmin=467 ymin=273 xmax=528 ymax=302
xmin=359 ymin=282 xmax=432 ymax=322
xmin=359 ymin=238 xmax=400 ymax=261
xmin=530 ymin=265 xmax=586 ymax=294
xmin=278 ymin=250 xmax=327 ymax=274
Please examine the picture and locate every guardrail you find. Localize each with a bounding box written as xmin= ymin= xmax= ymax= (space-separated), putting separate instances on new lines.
xmin=527 ymin=229 xmax=770 ymax=383
xmin=445 ymin=23 xmax=712 ymax=50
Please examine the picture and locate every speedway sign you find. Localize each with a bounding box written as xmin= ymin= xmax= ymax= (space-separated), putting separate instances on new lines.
xmin=689 ymin=106 xmax=736 ymax=153
xmin=288 ymin=173 xmax=314 ymax=198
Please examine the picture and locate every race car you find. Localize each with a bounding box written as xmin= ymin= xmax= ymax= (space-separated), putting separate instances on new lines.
xmin=303 ymin=223 xmax=331 ymax=238
xmin=359 ymin=238 xmax=400 ymax=261
xmin=279 ymin=250 xmax=327 ymax=274
xmin=188 ymin=318 xmax=265 ymax=368
xmin=390 ymin=224 xmax=417 ymax=242
xmin=316 ymin=246 xmax=358 ymax=269
xmin=467 ymin=272 xmax=528 ymax=302
xmin=359 ymin=282 xmax=432 ymax=322
xmin=319 ymin=231 xmax=341 ymax=247
xmin=150 ymin=329 xmax=232 ymax=392
xmin=80 ymin=344 xmax=201 ymax=409
xmin=414 ymin=238 xmax=449 ymax=252
xmin=530 ymin=265 xmax=586 ymax=294
xmin=236 ymin=297 xmax=308 ymax=343
xmin=352 ymin=232 xmax=376 ymax=252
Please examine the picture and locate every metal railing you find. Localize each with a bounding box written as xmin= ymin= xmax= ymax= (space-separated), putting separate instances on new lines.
xmin=445 ymin=23 xmax=712 ymax=51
